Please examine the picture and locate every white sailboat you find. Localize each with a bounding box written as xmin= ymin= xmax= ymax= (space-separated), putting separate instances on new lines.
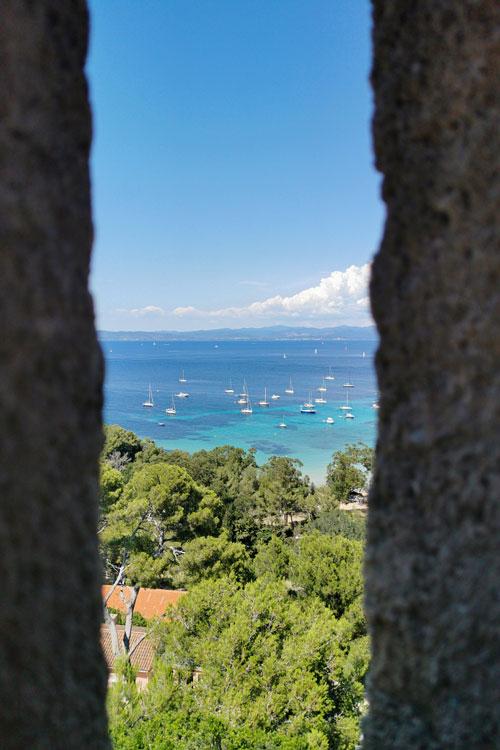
xmin=317 ymin=379 xmax=327 ymax=393
xmin=165 ymin=395 xmax=176 ymax=415
xmin=142 ymin=384 xmax=154 ymax=408
xmin=340 ymin=390 xmax=352 ymax=411
xmin=278 ymin=416 xmax=287 ymax=428
xmin=224 ymin=378 xmax=234 ymax=394
xmin=315 ymin=396 xmax=327 ymax=404
xmin=258 ymin=388 xmax=270 ymax=407
xmin=241 ymin=394 xmax=253 ymax=414
xmin=179 ymin=370 xmax=187 ymax=383
xmin=324 ymin=366 xmax=335 ymax=381
xmin=300 ymin=392 xmax=316 ymax=414
xmin=285 ymin=378 xmax=294 ymax=395
xmin=237 ymin=381 xmax=248 ymax=404
xmin=343 ymin=373 xmax=354 ymax=388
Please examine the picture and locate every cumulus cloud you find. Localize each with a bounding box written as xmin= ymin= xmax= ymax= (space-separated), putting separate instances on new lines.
xmin=173 ymin=263 xmax=372 ymax=325
xmin=116 ymin=305 xmax=165 ymax=317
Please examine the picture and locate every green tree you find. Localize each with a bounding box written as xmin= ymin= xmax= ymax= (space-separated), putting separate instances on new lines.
xmin=176 ymin=534 xmax=253 ymax=587
xmin=258 ymin=457 xmax=311 ymax=530
xmin=99 ymin=462 xmax=125 ymax=518
xmin=101 ymin=463 xmax=224 ymax=656
xmin=143 ymin=576 xmax=367 ymax=748
xmin=326 ymin=444 xmax=373 ymax=503
xmin=154 ymin=578 xmax=334 ymax=742
xmin=133 ymin=438 xmax=171 ymax=466
xmin=102 ymin=463 xmax=225 ymax=582
xmin=288 ymin=531 xmax=363 ymax=618
xmin=103 ymin=424 xmax=142 ymax=463
xmin=307 ymin=510 xmax=366 ymax=542
xmin=188 ymin=446 xmax=257 ymax=498
xmin=108 ymin=659 xmax=320 ymax=749
xmin=253 ymin=535 xmax=290 ymax=580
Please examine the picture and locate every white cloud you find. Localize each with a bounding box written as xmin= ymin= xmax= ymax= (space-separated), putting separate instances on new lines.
xmin=116 ymin=305 xmax=165 ymax=317
xmin=173 ymin=263 xmax=372 ymax=325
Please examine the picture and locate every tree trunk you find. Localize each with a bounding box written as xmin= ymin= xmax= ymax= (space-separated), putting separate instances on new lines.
xmin=104 ymin=610 xmax=121 ymax=658
xmin=122 ymin=585 xmax=140 ymax=655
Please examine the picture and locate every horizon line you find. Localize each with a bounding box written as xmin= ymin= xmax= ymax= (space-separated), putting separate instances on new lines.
xmin=98 ymin=323 xmax=376 ymax=334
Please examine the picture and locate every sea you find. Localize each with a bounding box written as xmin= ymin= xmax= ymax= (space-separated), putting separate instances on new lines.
xmin=103 ymin=339 xmax=378 ymax=485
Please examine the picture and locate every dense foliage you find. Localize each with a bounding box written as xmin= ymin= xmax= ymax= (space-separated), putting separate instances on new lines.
xmin=100 ymin=427 xmax=372 ymax=749
xmin=325 ymin=443 xmax=372 ymax=503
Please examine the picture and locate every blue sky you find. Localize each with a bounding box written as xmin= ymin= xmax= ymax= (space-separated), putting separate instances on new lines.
xmin=87 ymin=1 xmax=383 ymax=331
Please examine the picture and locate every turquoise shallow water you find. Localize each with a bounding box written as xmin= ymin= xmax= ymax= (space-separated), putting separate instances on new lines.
xmin=103 ymin=339 xmax=378 ymax=484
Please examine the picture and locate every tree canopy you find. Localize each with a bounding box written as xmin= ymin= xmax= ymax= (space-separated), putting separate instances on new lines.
xmin=109 ymin=576 xmax=368 ymax=749
xmin=326 ymin=444 xmax=373 ymax=503
xmin=99 ymin=426 xmax=370 ymax=749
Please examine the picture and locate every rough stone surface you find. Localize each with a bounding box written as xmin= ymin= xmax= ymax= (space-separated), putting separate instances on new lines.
xmin=365 ymin=2 xmax=500 ymax=748
xmin=0 ymin=2 xmax=109 ymax=747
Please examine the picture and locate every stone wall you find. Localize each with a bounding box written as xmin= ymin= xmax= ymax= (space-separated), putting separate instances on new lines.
xmin=0 ymin=2 xmax=109 ymax=747
xmin=365 ymin=2 xmax=500 ymax=747
xmin=1 ymin=1 xmax=499 ymax=747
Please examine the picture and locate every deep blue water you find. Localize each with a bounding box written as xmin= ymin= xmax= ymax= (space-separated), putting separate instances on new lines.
xmin=103 ymin=339 xmax=378 ymax=483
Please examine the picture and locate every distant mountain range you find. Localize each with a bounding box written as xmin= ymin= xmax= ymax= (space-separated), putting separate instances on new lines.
xmin=98 ymin=325 xmax=377 ymax=342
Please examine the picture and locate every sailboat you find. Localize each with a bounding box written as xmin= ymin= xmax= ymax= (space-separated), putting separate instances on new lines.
xmin=165 ymin=395 xmax=176 ymax=416
xmin=142 ymin=384 xmax=154 ymax=408
xmin=258 ymin=388 xmax=270 ymax=407
xmin=278 ymin=416 xmax=287 ymax=428
xmin=324 ymin=366 xmax=335 ymax=381
xmin=340 ymin=390 xmax=352 ymax=411
xmin=300 ymin=392 xmax=316 ymax=414
xmin=241 ymin=393 xmax=252 ymax=414
xmin=285 ymin=378 xmax=294 ymax=395
xmin=179 ymin=370 xmax=187 ymax=383
xmin=317 ymin=379 xmax=327 ymax=393
xmin=343 ymin=373 xmax=354 ymax=388
xmin=224 ymin=378 xmax=234 ymax=394
xmin=237 ymin=381 xmax=248 ymax=405
xmin=315 ymin=395 xmax=327 ymax=404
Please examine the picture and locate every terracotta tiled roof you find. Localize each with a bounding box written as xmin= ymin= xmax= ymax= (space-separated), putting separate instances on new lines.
xmin=102 ymin=585 xmax=186 ymax=619
xmin=101 ymin=624 xmax=154 ymax=674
